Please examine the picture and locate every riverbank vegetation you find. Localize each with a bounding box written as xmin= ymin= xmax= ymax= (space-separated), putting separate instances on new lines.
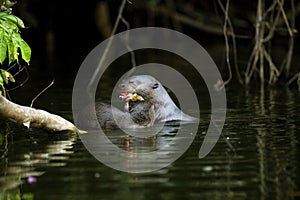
xmin=0 ymin=0 xmax=77 ymax=133
xmin=121 ymin=0 xmax=300 ymax=89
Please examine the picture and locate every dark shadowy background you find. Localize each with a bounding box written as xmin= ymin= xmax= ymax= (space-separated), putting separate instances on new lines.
xmin=11 ymin=0 xmax=300 ymax=89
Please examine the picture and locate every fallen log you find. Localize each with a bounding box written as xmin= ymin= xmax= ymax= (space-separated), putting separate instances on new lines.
xmin=0 ymin=95 xmax=77 ymax=133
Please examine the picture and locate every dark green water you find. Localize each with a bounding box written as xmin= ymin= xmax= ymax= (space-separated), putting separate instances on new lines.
xmin=1 ymin=81 xmax=300 ymax=200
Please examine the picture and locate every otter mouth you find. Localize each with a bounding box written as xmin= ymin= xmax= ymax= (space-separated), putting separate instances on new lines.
xmin=119 ymin=92 xmax=144 ymax=112
xmin=119 ymin=92 xmax=133 ymax=102
xmin=119 ymin=92 xmax=144 ymax=102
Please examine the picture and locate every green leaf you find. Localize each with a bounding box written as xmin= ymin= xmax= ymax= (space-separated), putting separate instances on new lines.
xmin=0 ymin=12 xmax=24 ymax=28
xmin=0 ymin=73 xmax=3 ymax=86
xmin=0 ymin=75 xmax=4 ymax=96
xmin=4 ymin=14 xmax=24 ymax=28
xmin=7 ymin=33 xmax=19 ymax=64
xmin=18 ymin=38 xmax=31 ymax=64
xmin=0 ymin=35 xmax=7 ymax=64
xmin=0 ymin=85 xmax=4 ymax=97
xmin=0 ymin=11 xmax=30 ymax=64
xmin=9 ymin=73 xmax=15 ymax=82
xmin=0 ymin=18 xmax=18 ymax=33
xmin=0 ymin=69 xmax=14 ymax=84
xmin=0 ymin=69 xmax=8 ymax=84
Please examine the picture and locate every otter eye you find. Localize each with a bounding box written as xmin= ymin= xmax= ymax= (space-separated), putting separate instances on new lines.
xmin=152 ymin=82 xmax=159 ymax=89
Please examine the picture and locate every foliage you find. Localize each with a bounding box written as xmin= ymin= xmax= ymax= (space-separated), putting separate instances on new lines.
xmin=0 ymin=12 xmax=31 ymax=65
xmin=0 ymin=68 xmax=15 ymax=95
xmin=0 ymin=0 xmax=31 ymax=96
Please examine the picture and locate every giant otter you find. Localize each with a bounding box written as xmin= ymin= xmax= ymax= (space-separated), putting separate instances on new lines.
xmin=95 ymin=75 xmax=197 ymax=129
xmin=119 ymin=75 xmax=197 ymax=122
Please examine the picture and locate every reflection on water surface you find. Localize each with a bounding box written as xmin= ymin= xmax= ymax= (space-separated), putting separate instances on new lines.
xmin=1 ymin=86 xmax=300 ymax=200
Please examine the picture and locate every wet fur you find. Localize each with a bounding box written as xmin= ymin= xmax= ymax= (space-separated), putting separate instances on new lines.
xmin=95 ymin=75 xmax=197 ymax=129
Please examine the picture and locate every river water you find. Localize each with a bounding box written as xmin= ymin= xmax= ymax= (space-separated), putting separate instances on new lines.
xmin=1 ymin=75 xmax=299 ymax=200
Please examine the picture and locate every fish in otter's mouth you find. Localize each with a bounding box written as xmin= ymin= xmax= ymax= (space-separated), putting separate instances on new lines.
xmin=119 ymin=93 xmax=144 ymax=112
xmin=119 ymin=92 xmax=144 ymax=102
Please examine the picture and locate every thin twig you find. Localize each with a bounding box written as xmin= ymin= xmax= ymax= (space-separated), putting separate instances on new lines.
xmin=6 ymin=62 xmax=28 ymax=79
xmin=258 ymin=0 xmax=265 ymax=84
xmin=245 ymin=45 xmax=257 ymax=84
xmin=88 ymin=0 xmax=128 ymax=93
xmin=6 ymin=62 xmax=18 ymax=71
xmin=217 ymin=0 xmax=232 ymax=86
xmin=286 ymin=72 xmax=300 ymax=86
xmin=263 ymin=0 xmax=278 ymax=17
xmin=262 ymin=2 xmax=281 ymax=42
xmin=282 ymin=0 xmax=295 ymax=76
xmin=217 ymin=0 xmax=243 ymax=84
xmin=30 ymin=80 xmax=54 ymax=108
xmin=263 ymin=47 xmax=280 ymax=76
xmin=6 ymin=65 xmax=30 ymax=92
xmin=276 ymin=0 xmax=293 ymax=37
xmin=259 ymin=44 xmax=264 ymax=84
xmin=249 ymin=46 xmax=260 ymax=84
xmin=120 ymin=16 xmax=136 ymax=68
xmin=246 ymin=0 xmax=264 ymax=85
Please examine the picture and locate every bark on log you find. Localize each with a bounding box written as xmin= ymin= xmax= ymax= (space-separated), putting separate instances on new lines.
xmin=0 ymin=95 xmax=77 ymax=133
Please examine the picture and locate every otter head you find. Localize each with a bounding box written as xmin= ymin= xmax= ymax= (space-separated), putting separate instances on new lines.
xmin=119 ymin=75 xmax=163 ymax=103
xmin=118 ymin=75 xmax=197 ymax=123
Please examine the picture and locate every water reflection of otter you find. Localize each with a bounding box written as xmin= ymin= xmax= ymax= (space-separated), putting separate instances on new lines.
xmin=95 ymin=75 xmax=197 ymax=129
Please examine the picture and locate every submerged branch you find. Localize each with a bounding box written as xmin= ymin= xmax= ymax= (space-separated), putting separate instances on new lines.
xmin=0 ymin=95 xmax=77 ymax=133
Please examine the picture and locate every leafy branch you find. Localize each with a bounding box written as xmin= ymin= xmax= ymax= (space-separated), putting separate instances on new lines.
xmin=0 ymin=1 xmax=31 ymax=96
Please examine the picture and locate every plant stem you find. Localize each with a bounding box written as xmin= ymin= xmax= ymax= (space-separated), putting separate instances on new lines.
xmin=87 ymin=0 xmax=128 ymax=93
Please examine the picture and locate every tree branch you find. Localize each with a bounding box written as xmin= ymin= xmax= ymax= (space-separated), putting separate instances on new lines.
xmin=0 ymin=95 xmax=77 ymax=133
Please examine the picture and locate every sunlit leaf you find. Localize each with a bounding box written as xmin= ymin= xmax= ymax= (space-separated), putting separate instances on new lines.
xmin=0 ymin=77 xmax=5 ymax=97
xmin=0 ymin=12 xmax=6 ymax=18
xmin=0 ymin=73 xmax=3 ymax=86
xmin=0 ymin=69 xmax=15 ymax=84
xmin=0 ymin=69 xmax=8 ymax=84
xmin=18 ymin=38 xmax=31 ymax=64
xmin=7 ymin=34 xmax=19 ymax=64
xmin=8 ymin=73 xmax=15 ymax=82
xmin=0 ymin=13 xmax=25 ymax=28
xmin=0 ymin=11 xmax=30 ymax=64
xmin=0 ymin=35 xmax=7 ymax=64
xmin=0 ymin=16 xmax=19 ymax=33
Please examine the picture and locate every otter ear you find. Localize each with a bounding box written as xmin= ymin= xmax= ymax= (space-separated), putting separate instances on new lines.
xmin=152 ymin=82 xmax=159 ymax=89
